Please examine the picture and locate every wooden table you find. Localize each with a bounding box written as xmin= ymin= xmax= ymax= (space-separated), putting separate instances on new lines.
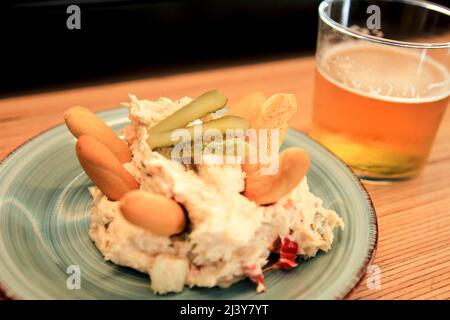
xmin=1 ymin=56 xmax=449 ymax=300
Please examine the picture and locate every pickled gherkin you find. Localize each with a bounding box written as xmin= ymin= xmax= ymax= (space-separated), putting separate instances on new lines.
xmin=149 ymin=90 xmax=227 ymax=135
xmin=147 ymin=115 xmax=250 ymax=149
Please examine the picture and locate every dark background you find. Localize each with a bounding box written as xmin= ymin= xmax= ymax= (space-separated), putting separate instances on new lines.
xmin=1 ymin=0 xmax=320 ymax=97
xmin=0 ymin=0 xmax=448 ymax=97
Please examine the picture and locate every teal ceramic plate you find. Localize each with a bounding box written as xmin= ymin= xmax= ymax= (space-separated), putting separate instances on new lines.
xmin=0 ymin=108 xmax=377 ymax=300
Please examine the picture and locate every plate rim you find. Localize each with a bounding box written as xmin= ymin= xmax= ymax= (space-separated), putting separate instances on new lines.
xmin=0 ymin=108 xmax=378 ymax=300
xmin=285 ymin=129 xmax=378 ymax=300
xmin=306 ymin=135 xmax=378 ymax=299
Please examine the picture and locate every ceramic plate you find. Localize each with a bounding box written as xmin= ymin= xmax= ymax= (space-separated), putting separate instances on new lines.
xmin=0 ymin=108 xmax=377 ymax=299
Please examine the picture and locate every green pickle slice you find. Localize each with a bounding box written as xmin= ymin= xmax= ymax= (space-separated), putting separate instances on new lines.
xmin=149 ymin=90 xmax=228 ymax=135
xmin=147 ymin=115 xmax=250 ymax=149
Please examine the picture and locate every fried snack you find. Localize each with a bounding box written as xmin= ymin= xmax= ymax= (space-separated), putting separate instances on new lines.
xmin=149 ymin=90 xmax=228 ymax=135
xmin=228 ymin=93 xmax=297 ymax=146
xmin=120 ymin=190 xmax=186 ymax=236
xmin=64 ymin=106 xmax=132 ymax=163
xmin=241 ymin=93 xmax=300 ymax=204
xmin=243 ymin=147 xmax=310 ymax=205
xmin=76 ymin=135 xmax=139 ymax=201
xmin=226 ymin=92 xmax=267 ymax=127
xmin=254 ymin=93 xmax=297 ymax=145
xmin=147 ymin=115 xmax=250 ymax=149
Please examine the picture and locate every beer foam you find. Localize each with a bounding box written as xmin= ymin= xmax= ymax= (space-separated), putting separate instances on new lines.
xmin=317 ymin=42 xmax=449 ymax=103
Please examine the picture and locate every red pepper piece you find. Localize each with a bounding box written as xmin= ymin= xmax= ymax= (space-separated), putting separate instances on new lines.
xmin=264 ymin=235 xmax=299 ymax=271
xmin=277 ymin=234 xmax=299 ymax=269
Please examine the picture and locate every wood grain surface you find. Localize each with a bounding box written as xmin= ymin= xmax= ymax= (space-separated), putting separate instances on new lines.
xmin=0 ymin=56 xmax=449 ymax=300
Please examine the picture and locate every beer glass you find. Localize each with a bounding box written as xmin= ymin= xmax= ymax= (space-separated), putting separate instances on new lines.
xmin=310 ymin=0 xmax=450 ymax=181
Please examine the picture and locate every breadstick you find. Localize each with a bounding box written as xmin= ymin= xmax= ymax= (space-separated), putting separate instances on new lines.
xmin=120 ymin=190 xmax=186 ymax=236
xmin=243 ymin=147 xmax=309 ymax=205
xmin=76 ymin=135 xmax=139 ymax=201
xmin=64 ymin=106 xmax=132 ymax=163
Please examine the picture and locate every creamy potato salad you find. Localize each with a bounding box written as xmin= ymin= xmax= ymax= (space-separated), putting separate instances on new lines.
xmin=87 ymin=95 xmax=344 ymax=294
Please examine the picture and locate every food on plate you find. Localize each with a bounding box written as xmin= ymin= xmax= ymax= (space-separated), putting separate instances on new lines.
xmin=226 ymin=91 xmax=266 ymax=126
xmin=253 ymin=93 xmax=298 ymax=145
xmin=147 ymin=115 xmax=250 ymax=149
xmin=149 ymin=90 xmax=227 ymax=135
xmin=227 ymin=92 xmax=297 ymax=145
xmin=76 ymin=135 xmax=139 ymax=200
xmin=65 ymin=106 xmax=132 ymax=163
xmin=120 ymin=190 xmax=186 ymax=236
xmin=238 ymin=92 xmax=302 ymax=204
xmin=65 ymin=90 xmax=344 ymax=295
xmin=243 ymin=147 xmax=310 ymax=205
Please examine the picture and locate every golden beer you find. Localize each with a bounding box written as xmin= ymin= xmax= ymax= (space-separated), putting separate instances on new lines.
xmin=311 ymin=43 xmax=449 ymax=180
